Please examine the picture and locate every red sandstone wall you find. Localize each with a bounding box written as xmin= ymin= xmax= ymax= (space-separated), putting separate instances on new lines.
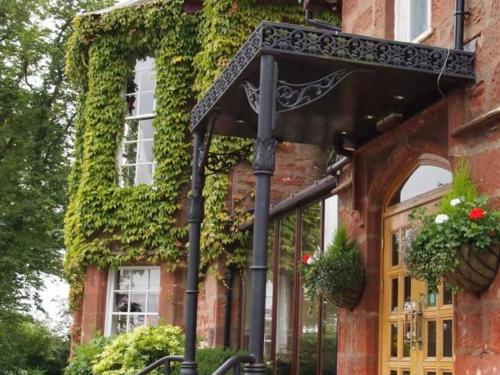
xmin=339 ymin=1 xmax=500 ymax=374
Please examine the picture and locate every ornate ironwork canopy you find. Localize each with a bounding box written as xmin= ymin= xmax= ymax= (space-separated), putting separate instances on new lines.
xmin=191 ymin=21 xmax=474 ymax=147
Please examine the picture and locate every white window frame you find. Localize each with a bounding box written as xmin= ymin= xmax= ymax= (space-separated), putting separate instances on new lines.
xmin=104 ymin=266 xmax=160 ymax=337
xmin=119 ymin=57 xmax=156 ymax=187
xmin=394 ymin=0 xmax=432 ymax=43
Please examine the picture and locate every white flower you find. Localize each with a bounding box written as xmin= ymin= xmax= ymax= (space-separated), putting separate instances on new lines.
xmin=307 ymin=257 xmax=313 ymax=265
xmin=450 ymin=198 xmax=461 ymax=207
xmin=435 ymin=214 xmax=449 ymax=224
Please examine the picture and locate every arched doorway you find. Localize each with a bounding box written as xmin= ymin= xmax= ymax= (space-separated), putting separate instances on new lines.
xmin=379 ymin=158 xmax=455 ymax=375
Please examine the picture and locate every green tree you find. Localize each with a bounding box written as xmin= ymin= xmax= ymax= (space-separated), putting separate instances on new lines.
xmin=0 ymin=0 xmax=112 ymax=372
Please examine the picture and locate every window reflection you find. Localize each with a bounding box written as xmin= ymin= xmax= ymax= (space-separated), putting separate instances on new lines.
xmin=298 ymin=204 xmax=321 ymax=375
xmin=242 ymin=196 xmax=339 ymax=374
xmin=275 ymin=215 xmax=296 ymax=375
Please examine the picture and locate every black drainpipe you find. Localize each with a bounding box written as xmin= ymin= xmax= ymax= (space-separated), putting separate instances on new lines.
xmin=223 ymin=264 xmax=234 ymax=349
xmin=455 ymin=0 xmax=466 ymax=49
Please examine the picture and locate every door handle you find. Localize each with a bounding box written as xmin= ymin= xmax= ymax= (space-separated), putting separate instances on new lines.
xmin=404 ymin=300 xmax=423 ymax=349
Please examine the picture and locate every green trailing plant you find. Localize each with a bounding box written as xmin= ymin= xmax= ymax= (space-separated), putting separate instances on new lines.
xmin=302 ymin=225 xmax=364 ymax=309
xmin=64 ymin=0 xmax=340 ymax=308
xmin=406 ymin=163 xmax=500 ymax=292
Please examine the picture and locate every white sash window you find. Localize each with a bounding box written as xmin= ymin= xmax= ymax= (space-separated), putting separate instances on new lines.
xmin=395 ymin=0 xmax=431 ymax=43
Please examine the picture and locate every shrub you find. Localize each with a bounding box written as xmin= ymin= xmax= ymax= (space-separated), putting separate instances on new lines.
xmin=303 ymin=225 xmax=364 ymax=309
xmin=196 ymin=348 xmax=241 ymax=375
xmin=65 ymin=335 xmax=109 ymax=375
xmin=92 ymin=326 xmax=184 ymax=375
xmin=66 ymin=327 xmax=243 ymax=375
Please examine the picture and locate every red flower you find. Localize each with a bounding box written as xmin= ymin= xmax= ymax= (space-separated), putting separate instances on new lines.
xmin=469 ymin=207 xmax=485 ymax=220
xmin=302 ymin=254 xmax=311 ymax=265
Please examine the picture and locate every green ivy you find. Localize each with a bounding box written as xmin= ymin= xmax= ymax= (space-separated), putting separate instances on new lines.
xmin=64 ymin=0 xmax=339 ymax=308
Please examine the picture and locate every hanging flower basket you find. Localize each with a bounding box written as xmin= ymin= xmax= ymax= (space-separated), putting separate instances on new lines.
xmin=406 ymin=164 xmax=500 ymax=295
xmin=444 ymin=243 xmax=500 ymax=294
xmin=302 ymin=226 xmax=364 ymax=310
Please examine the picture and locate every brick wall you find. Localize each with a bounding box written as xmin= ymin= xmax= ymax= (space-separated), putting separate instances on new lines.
xmin=338 ymin=1 xmax=500 ymax=374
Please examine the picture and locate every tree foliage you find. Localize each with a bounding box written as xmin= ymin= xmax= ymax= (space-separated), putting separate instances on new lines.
xmin=0 ymin=0 xmax=112 ymax=372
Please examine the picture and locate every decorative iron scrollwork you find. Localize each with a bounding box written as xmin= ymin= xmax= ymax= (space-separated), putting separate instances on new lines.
xmin=243 ymin=69 xmax=355 ymax=114
xmin=252 ymin=138 xmax=277 ymax=174
xmin=191 ymin=22 xmax=474 ymax=130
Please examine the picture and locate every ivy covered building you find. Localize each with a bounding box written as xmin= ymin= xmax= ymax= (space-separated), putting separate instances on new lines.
xmin=66 ymin=0 xmax=500 ymax=375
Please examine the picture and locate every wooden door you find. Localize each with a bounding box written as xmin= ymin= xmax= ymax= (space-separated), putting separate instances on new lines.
xmin=380 ymin=188 xmax=454 ymax=375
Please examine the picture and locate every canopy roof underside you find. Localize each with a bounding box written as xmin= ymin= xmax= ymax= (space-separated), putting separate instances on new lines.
xmin=191 ymin=22 xmax=475 ymax=147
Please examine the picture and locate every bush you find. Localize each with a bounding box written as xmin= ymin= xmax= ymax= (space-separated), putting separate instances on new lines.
xmin=65 ymin=335 xmax=109 ymax=375
xmin=196 ymin=348 xmax=240 ymax=375
xmin=66 ymin=326 xmax=242 ymax=375
xmin=92 ymin=326 xmax=184 ymax=375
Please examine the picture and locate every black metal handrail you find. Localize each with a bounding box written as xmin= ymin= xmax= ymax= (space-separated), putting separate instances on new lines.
xmin=136 ymin=355 xmax=184 ymax=375
xmin=212 ymin=354 xmax=256 ymax=375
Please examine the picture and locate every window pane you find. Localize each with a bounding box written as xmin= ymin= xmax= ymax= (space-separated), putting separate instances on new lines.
xmin=138 ymin=91 xmax=155 ymax=115
xmin=122 ymin=142 xmax=137 ymax=165
xmin=135 ymin=57 xmax=154 ymax=72
xmin=402 ymin=371 xmax=410 ymax=375
xmin=391 ymin=278 xmax=399 ymax=312
xmin=131 ymin=269 xmax=148 ymax=290
xmin=125 ymin=94 xmax=137 ymax=116
xmin=321 ymin=300 xmax=337 ymax=375
xmin=404 ymin=276 xmax=411 ymax=305
xmin=443 ymin=282 xmax=453 ymax=305
xmin=298 ymin=204 xmax=321 ymax=375
xmin=427 ymin=320 xmax=436 ymax=357
xmin=391 ymin=323 xmax=398 ymax=357
xmin=149 ymin=268 xmax=160 ymax=289
xmin=427 ymin=288 xmax=437 ymax=307
xmin=120 ymin=165 xmax=136 ymax=187
xmin=147 ymin=292 xmax=159 ymax=313
xmin=275 ymin=214 xmax=296 ymax=375
xmin=410 ymin=0 xmax=429 ymax=41
xmin=443 ymin=319 xmax=453 ymax=357
xmin=323 ymin=195 xmax=338 ymax=250
xmin=139 ymin=70 xmax=155 ymax=92
xmin=137 ymin=140 xmax=153 ymax=163
xmin=139 ymin=119 xmax=154 ymax=140
xmin=392 ymin=232 xmax=399 ymax=266
xmin=390 ymin=371 xmax=397 ymax=375
xmin=112 ymin=315 xmax=128 ymax=334
xmin=135 ymin=164 xmax=153 ymax=185
xmin=117 ymin=269 xmax=131 ymax=290
xmin=113 ymin=292 xmax=129 ymax=312
xmin=264 ymin=222 xmax=275 ymax=360
xmin=130 ymin=292 xmax=146 ymax=313
xmin=129 ymin=315 xmax=145 ymax=330
xmin=398 ymin=166 xmax=452 ymax=203
xmin=124 ymin=120 xmax=139 ymax=141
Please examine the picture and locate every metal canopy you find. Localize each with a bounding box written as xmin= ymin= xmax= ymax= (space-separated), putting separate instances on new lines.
xmin=191 ymin=21 xmax=475 ymax=147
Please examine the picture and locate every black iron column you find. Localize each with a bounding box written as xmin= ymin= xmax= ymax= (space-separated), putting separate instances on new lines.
xmin=181 ymin=131 xmax=205 ymax=375
xmin=245 ymin=54 xmax=278 ymax=375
